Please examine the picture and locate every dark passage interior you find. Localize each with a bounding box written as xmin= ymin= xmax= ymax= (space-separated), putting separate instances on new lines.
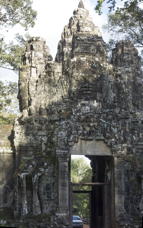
xmin=71 ymin=155 xmax=114 ymax=228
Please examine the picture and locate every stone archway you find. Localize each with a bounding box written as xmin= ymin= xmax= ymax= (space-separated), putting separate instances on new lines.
xmin=70 ymin=139 xmax=115 ymax=228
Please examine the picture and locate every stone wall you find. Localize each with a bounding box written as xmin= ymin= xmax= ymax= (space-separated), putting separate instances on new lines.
xmin=2 ymin=1 xmax=143 ymax=228
xmin=0 ymin=124 xmax=14 ymax=224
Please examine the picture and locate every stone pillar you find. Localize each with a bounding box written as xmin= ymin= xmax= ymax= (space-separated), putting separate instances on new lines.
xmin=20 ymin=174 xmax=28 ymax=216
xmin=15 ymin=176 xmax=21 ymax=217
xmin=104 ymin=160 xmax=113 ymax=228
xmin=90 ymin=157 xmax=97 ymax=228
xmin=139 ymin=175 xmax=143 ymax=221
xmin=57 ymin=151 xmax=70 ymax=214
xmin=32 ymin=174 xmax=41 ymax=215
xmin=114 ymin=157 xmax=126 ymax=227
xmin=0 ymin=187 xmax=3 ymax=208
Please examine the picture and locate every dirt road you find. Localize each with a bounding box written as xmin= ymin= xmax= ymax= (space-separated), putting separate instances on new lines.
xmin=83 ymin=225 xmax=89 ymax=228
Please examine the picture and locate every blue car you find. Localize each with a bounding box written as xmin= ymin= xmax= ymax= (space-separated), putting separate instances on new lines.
xmin=72 ymin=215 xmax=83 ymax=228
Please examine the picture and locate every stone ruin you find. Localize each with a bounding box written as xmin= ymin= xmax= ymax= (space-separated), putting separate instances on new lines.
xmin=1 ymin=1 xmax=143 ymax=228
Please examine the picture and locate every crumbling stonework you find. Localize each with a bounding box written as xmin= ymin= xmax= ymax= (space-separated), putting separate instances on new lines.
xmin=1 ymin=1 xmax=143 ymax=228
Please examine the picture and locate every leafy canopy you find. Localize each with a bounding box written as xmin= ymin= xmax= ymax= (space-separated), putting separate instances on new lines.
xmin=0 ymin=0 xmax=37 ymax=29
xmin=0 ymin=34 xmax=31 ymax=70
xmin=71 ymin=157 xmax=92 ymax=183
xmin=0 ymin=0 xmax=37 ymax=69
xmin=107 ymin=1 xmax=143 ymax=48
xmin=0 ymin=81 xmax=18 ymax=112
xmin=95 ymin=0 xmax=142 ymax=13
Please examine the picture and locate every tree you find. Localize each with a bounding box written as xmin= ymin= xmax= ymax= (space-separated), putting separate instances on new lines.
xmin=0 ymin=0 xmax=36 ymax=28
xmin=95 ymin=0 xmax=142 ymax=13
xmin=0 ymin=0 xmax=37 ymax=69
xmin=95 ymin=0 xmax=143 ymax=52
xmin=71 ymin=157 xmax=92 ymax=183
xmin=106 ymin=1 xmax=143 ymax=48
xmin=0 ymin=1 xmax=36 ymax=121
xmin=71 ymin=157 xmax=92 ymax=220
xmin=0 ymin=34 xmax=31 ymax=70
xmin=0 ymin=81 xmax=18 ymax=124
xmin=0 ymin=81 xmax=18 ymax=111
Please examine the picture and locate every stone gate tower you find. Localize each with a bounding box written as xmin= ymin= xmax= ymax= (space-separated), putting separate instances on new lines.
xmin=1 ymin=1 xmax=143 ymax=228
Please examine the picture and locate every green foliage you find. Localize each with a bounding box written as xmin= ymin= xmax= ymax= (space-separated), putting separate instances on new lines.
xmin=0 ymin=0 xmax=36 ymax=69
xmin=71 ymin=157 xmax=92 ymax=220
xmin=0 ymin=80 xmax=18 ymax=124
xmin=0 ymin=42 xmax=24 ymax=70
xmin=71 ymin=157 xmax=92 ymax=183
xmin=0 ymin=34 xmax=31 ymax=69
xmin=73 ymin=192 xmax=90 ymax=220
xmin=95 ymin=0 xmax=117 ymax=13
xmin=95 ymin=0 xmax=106 ymax=13
xmin=0 ymin=81 xmax=18 ymax=113
xmin=95 ymin=0 xmax=143 ymax=50
xmin=0 ymin=0 xmax=37 ymax=29
xmin=95 ymin=0 xmax=141 ymax=13
xmin=107 ymin=1 xmax=143 ymax=47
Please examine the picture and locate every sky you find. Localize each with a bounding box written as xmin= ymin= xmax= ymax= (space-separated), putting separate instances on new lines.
xmin=0 ymin=0 xmax=108 ymax=82
xmin=0 ymin=68 xmax=18 ymax=82
xmin=29 ymin=0 xmax=108 ymax=57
